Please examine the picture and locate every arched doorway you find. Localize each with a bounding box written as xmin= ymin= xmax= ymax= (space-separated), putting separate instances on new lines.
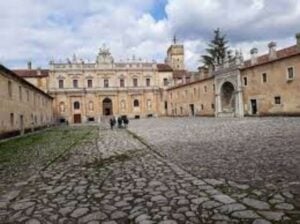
xmin=221 ymin=82 xmax=235 ymax=113
xmin=103 ymin=98 xmax=113 ymax=116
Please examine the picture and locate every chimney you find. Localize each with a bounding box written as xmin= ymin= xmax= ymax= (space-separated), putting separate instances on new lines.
xmin=37 ymin=67 xmax=41 ymax=76
xmin=250 ymin=48 xmax=258 ymax=65
xmin=268 ymin=41 xmax=277 ymax=60
xmin=296 ymin=33 xmax=300 ymax=48
xmin=27 ymin=61 xmax=32 ymax=70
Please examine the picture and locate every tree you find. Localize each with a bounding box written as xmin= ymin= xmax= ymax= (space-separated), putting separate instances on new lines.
xmin=201 ymin=28 xmax=232 ymax=70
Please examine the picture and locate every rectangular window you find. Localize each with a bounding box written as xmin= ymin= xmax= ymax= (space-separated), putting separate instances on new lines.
xmin=186 ymin=77 xmax=190 ymax=83
xmin=201 ymin=104 xmax=204 ymax=110
xmin=73 ymin=80 xmax=78 ymax=88
xmin=133 ymin=78 xmax=138 ymax=87
xmin=204 ymin=86 xmax=207 ymax=93
xmin=104 ymin=79 xmax=109 ymax=88
xmin=243 ymin=77 xmax=248 ymax=86
xmin=146 ymin=78 xmax=150 ymax=87
xmin=120 ymin=79 xmax=125 ymax=87
xmin=10 ymin=113 xmax=14 ymax=127
xmin=275 ymin=96 xmax=281 ymax=104
xmin=26 ymin=90 xmax=29 ymax=101
xmin=287 ymin=67 xmax=294 ymax=80
xmin=19 ymin=86 xmax=22 ymax=101
xmin=211 ymin=104 xmax=215 ymax=109
xmin=87 ymin=79 xmax=93 ymax=88
xmin=8 ymin=81 xmax=12 ymax=98
xmin=163 ymin=78 xmax=168 ymax=86
xmin=59 ymin=80 xmax=64 ymax=88
xmin=262 ymin=73 xmax=267 ymax=83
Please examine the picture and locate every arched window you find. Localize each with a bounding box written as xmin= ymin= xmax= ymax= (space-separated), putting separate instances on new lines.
xmin=74 ymin=101 xmax=80 ymax=109
xmin=133 ymin=99 xmax=139 ymax=107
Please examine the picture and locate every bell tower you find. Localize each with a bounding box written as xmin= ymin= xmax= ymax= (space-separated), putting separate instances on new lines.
xmin=166 ymin=35 xmax=185 ymax=70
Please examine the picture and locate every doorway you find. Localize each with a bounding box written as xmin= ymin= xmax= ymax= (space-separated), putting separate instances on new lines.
xmin=103 ymin=98 xmax=113 ymax=116
xmin=190 ymin=104 xmax=195 ymax=116
xmin=250 ymin=99 xmax=257 ymax=115
xmin=74 ymin=114 xmax=82 ymax=123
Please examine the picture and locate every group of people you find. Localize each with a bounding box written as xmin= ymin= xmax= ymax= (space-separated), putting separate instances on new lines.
xmin=109 ymin=115 xmax=129 ymax=130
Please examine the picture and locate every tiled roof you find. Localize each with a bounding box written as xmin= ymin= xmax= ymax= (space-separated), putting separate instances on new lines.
xmin=167 ymin=76 xmax=214 ymax=91
xmin=157 ymin=63 xmax=173 ymax=72
xmin=13 ymin=69 xmax=49 ymax=78
xmin=242 ymin=45 xmax=300 ymax=70
xmin=173 ymin=70 xmax=191 ymax=79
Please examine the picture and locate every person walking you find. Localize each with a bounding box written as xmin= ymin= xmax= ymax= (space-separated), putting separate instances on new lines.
xmin=123 ymin=116 xmax=129 ymax=128
xmin=117 ymin=116 xmax=122 ymax=128
xmin=110 ymin=116 xmax=116 ymax=130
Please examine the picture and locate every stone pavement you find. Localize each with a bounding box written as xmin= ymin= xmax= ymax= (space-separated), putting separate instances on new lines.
xmin=0 ymin=119 xmax=299 ymax=223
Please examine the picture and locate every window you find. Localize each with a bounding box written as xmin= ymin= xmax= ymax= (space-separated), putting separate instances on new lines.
xmin=133 ymin=78 xmax=138 ymax=87
xmin=59 ymin=80 xmax=64 ymax=88
xmin=133 ymin=99 xmax=139 ymax=107
xmin=275 ymin=96 xmax=281 ymax=105
xmin=10 ymin=113 xmax=14 ymax=127
xmin=201 ymin=104 xmax=204 ymax=110
xmin=204 ymin=86 xmax=207 ymax=93
xmin=146 ymin=78 xmax=150 ymax=87
xmin=73 ymin=79 xmax=78 ymax=88
xmin=287 ymin=67 xmax=294 ymax=80
xmin=262 ymin=73 xmax=267 ymax=83
xmin=120 ymin=79 xmax=125 ymax=87
xmin=164 ymin=101 xmax=168 ymax=110
xmin=19 ymin=86 xmax=22 ymax=101
xmin=8 ymin=81 xmax=12 ymax=98
xmin=186 ymin=77 xmax=190 ymax=83
xmin=26 ymin=90 xmax=29 ymax=101
xmin=163 ymin=78 xmax=168 ymax=86
xmin=74 ymin=101 xmax=80 ymax=109
xmin=213 ymin=84 xmax=215 ymax=91
xmin=87 ymin=79 xmax=93 ymax=88
xmin=243 ymin=77 xmax=248 ymax=86
xmin=104 ymin=79 xmax=109 ymax=88
xmin=211 ymin=104 xmax=215 ymax=109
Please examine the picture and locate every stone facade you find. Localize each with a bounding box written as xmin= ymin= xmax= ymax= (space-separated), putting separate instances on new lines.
xmin=0 ymin=65 xmax=53 ymax=139
xmin=167 ymin=76 xmax=215 ymax=116
xmin=48 ymin=45 xmax=174 ymax=123
xmin=240 ymin=42 xmax=300 ymax=116
xmin=167 ymin=34 xmax=300 ymax=117
xmin=10 ymin=33 xmax=300 ymax=122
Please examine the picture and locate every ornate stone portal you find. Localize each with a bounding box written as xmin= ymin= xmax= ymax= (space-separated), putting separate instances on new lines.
xmin=214 ymin=54 xmax=244 ymax=117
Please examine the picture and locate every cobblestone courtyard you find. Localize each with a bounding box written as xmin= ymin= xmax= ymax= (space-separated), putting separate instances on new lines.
xmin=0 ymin=118 xmax=299 ymax=223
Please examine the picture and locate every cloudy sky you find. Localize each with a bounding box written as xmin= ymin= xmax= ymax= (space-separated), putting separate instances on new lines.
xmin=0 ymin=0 xmax=299 ymax=70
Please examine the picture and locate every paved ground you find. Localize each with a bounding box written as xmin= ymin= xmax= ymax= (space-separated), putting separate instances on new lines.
xmin=0 ymin=118 xmax=299 ymax=223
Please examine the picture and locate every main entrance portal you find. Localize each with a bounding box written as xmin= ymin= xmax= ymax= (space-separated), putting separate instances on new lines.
xmin=103 ymin=98 xmax=113 ymax=116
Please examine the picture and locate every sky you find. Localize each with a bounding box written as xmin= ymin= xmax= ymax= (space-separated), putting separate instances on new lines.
xmin=0 ymin=0 xmax=299 ymax=70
